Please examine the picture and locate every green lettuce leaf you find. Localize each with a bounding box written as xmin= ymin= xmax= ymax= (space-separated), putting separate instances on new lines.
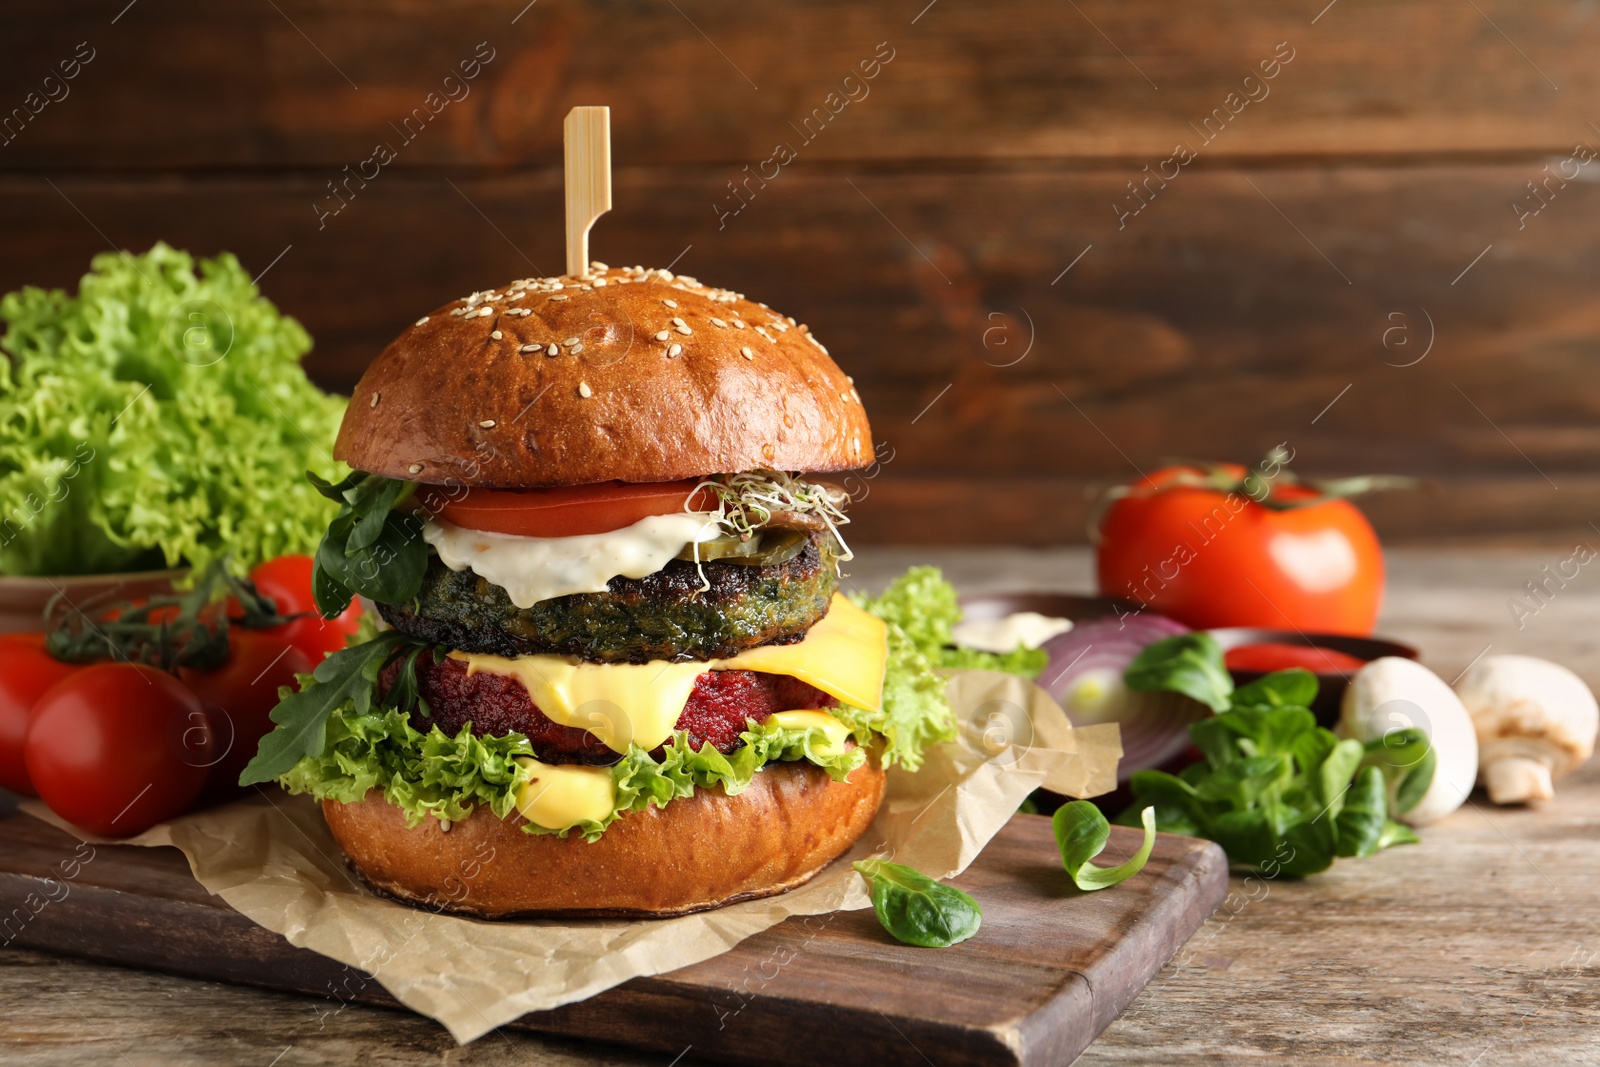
xmin=278 ymin=698 xmax=871 ymax=843
xmin=835 ymin=621 xmax=956 ymax=771
xmin=0 ymin=243 xmax=346 ymax=576
xmin=851 ymin=565 xmax=1049 ymax=680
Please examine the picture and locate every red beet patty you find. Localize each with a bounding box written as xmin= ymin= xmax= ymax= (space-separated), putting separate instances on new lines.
xmin=381 ymin=655 xmax=838 ymax=765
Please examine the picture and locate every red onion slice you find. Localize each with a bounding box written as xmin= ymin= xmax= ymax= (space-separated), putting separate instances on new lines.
xmin=1040 ymin=613 xmax=1211 ymax=782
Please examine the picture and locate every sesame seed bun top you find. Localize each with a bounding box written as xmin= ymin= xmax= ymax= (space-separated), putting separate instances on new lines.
xmin=334 ymin=264 xmax=873 ymax=488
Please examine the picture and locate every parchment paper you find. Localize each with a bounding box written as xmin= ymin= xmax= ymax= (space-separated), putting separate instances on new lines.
xmin=23 ymin=668 xmax=1118 ymax=1043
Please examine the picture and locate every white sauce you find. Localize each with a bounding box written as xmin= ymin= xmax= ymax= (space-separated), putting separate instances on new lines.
xmin=951 ymin=611 xmax=1073 ymax=654
xmin=422 ymin=513 xmax=720 ymax=609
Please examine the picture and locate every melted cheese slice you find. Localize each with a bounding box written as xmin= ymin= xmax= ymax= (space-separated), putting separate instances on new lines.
xmin=513 ymin=757 xmax=617 ymax=830
xmin=769 ymin=710 xmax=852 ymax=758
xmin=422 ymin=512 xmax=720 ymax=609
xmin=454 ymin=595 xmax=886 ymax=754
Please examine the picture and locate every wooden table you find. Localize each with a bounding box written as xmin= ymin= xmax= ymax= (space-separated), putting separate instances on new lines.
xmin=5 ymin=547 xmax=1598 ymax=1066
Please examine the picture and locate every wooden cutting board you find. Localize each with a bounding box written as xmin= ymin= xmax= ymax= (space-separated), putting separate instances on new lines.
xmin=0 ymin=811 xmax=1225 ymax=1067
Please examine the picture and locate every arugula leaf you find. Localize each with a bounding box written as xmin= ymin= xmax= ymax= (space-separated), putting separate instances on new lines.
xmin=1120 ymin=635 xmax=1431 ymax=876
xmin=1053 ymin=801 xmax=1157 ymax=891
xmin=239 ymin=630 xmax=412 ymax=785
xmin=853 ymin=859 xmax=982 ymax=948
xmin=308 ymin=472 xmax=431 ymax=616
xmin=1124 ymin=633 xmax=1234 ymax=712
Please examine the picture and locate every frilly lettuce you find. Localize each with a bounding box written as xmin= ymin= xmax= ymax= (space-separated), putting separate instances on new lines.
xmin=0 ymin=242 xmax=346 ymax=576
xmin=851 ymin=565 xmax=1048 ymax=679
xmin=278 ymin=700 xmax=870 ymax=843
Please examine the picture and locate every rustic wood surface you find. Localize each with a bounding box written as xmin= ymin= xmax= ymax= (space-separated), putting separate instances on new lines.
xmin=0 ymin=811 xmax=1226 ymax=1067
xmin=4 ymin=546 xmax=1599 ymax=1065
xmin=2 ymin=2 xmax=1597 ymax=543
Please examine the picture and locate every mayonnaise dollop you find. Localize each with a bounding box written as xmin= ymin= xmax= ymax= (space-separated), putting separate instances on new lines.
xmin=951 ymin=611 xmax=1073 ymax=653
xmin=422 ymin=512 xmax=720 ymax=609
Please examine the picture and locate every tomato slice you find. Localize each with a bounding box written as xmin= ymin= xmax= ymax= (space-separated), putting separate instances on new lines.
xmin=431 ymin=479 xmax=715 ymax=538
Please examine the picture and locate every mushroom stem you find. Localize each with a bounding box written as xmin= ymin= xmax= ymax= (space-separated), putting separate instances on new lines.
xmin=1484 ymin=756 xmax=1554 ymax=805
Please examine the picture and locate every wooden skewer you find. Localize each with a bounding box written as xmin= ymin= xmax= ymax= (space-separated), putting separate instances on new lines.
xmin=563 ymin=106 xmax=612 ymax=277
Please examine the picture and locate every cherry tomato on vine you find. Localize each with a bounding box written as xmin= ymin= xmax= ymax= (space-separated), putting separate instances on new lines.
xmin=25 ymin=663 xmax=214 ymax=837
xmin=0 ymin=633 xmax=80 ymax=795
xmin=240 ymin=554 xmax=362 ymax=661
xmin=1096 ymin=461 xmax=1387 ymax=635
xmin=179 ymin=629 xmax=312 ymax=794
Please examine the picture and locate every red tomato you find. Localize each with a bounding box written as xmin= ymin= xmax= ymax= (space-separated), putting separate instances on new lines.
xmin=179 ymin=629 xmax=312 ymax=795
xmin=25 ymin=663 xmax=213 ymax=837
xmin=432 ymin=479 xmax=714 ymax=538
xmin=0 ymin=634 xmax=80 ymax=796
xmin=244 ymin=554 xmax=362 ymax=660
xmin=1097 ymin=465 xmax=1385 ymax=635
xmin=1224 ymin=643 xmax=1368 ymax=675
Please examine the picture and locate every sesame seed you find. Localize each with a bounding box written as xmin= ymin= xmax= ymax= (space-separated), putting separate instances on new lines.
xmin=671 ymin=317 xmax=686 ymax=327
xmin=570 ymin=343 xmax=585 ymax=354
xmin=578 ymin=382 xmax=592 ymax=398
xmin=590 ymin=260 xmax=609 ymax=271
xmin=756 ymin=327 xmax=773 ymax=342
xmin=369 ymin=392 xmax=380 ymax=407
xmin=662 ymin=298 xmax=678 ymax=308
xmin=480 ymin=419 xmax=496 ymax=428
xmin=667 ymin=343 xmax=683 ymax=357
xmin=409 ymin=463 xmax=424 ymax=474
xmin=852 ymin=435 xmax=861 ymax=453
xmin=490 ymin=330 xmax=503 ymax=340
xmin=520 ymin=344 xmax=539 ymax=354
xmin=733 ymin=319 xmax=746 ymax=329
xmin=550 ymin=294 xmax=569 ymax=301
xmin=675 ymin=324 xmax=692 ymax=335
xmin=740 ymin=346 xmax=754 ymax=360
xmin=564 ymin=337 xmax=580 ymax=346
xmin=592 ymin=278 xmax=607 ymax=287
xmin=711 ymin=317 xmax=727 ymax=328
xmin=546 ymin=344 xmax=558 ymax=356
xmin=840 ymin=390 xmax=851 ymax=402
xmin=850 ymin=388 xmax=860 ymax=402
xmin=478 ymin=307 xmax=494 ymax=318
xmin=654 ymin=330 xmax=670 ymax=341
xmin=415 ymin=316 xmax=429 ymax=326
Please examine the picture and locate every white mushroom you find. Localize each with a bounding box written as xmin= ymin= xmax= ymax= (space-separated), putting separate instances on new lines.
xmin=1454 ymin=655 xmax=1598 ymax=805
xmin=1338 ymin=657 xmax=1478 ymax=826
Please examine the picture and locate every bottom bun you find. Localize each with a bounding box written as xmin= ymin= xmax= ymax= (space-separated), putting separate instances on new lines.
xmin=322 ymin=757 xmax=887 ymax=919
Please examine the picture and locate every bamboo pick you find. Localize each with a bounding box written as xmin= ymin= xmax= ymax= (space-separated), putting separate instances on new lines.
xmin=563 ymin=106 xmax=612 ymax=277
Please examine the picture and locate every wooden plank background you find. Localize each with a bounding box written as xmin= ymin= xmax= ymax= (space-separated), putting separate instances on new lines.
xmin=2 ymin=0 xmax=1596 ymax=544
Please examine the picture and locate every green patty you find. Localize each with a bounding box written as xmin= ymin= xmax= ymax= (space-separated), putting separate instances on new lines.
xmin=379 ymin=531 xmax=841 ymax=663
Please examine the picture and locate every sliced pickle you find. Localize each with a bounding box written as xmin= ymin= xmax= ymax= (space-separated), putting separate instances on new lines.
xmin=674 ymin=527 xmax=809 ymax=566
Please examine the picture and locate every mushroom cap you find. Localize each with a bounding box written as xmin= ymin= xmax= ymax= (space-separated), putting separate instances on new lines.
xmin=1456 ymin=654 xmax=1598 ymax=781
xmin=1339 ymin=656 xmax=1478 ymax=826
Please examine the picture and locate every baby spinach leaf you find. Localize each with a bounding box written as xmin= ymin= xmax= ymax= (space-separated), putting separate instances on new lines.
xmin=852 ymin=859 xmax=982 ymax=948
xmin=1054 ymin=802 xmax=1157 ymax=891
xmin=1124 ymin=633 xmax=1234 ymax=712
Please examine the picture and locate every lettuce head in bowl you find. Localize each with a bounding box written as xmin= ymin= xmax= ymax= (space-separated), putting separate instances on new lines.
xmin=0 ymin=243 xmax=345 ymax=577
